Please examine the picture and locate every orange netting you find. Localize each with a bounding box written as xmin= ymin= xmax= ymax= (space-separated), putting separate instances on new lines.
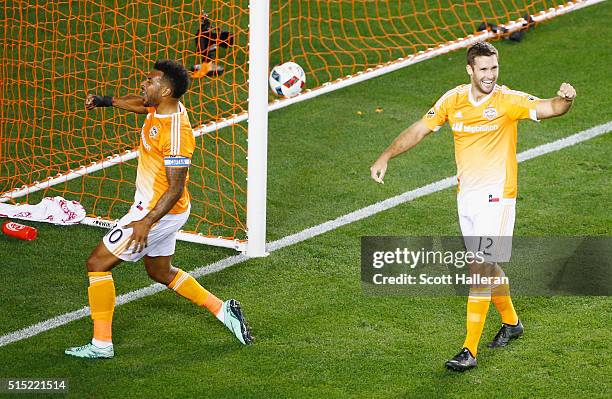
xmin=0 ymin=0 xmax=573 ymax=242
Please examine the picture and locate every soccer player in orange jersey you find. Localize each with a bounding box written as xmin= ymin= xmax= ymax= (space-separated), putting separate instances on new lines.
xmin=65 ymin=60 xmax=252 ymax=359
xmin=370 ymin=42 xmax=575 ymax=371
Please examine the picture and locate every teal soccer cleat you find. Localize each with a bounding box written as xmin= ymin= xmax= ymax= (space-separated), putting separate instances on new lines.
xmin=65 ymin=342 xmax=114 ymax=359
xmin=222 ymin=299 xmax=253 ymax=345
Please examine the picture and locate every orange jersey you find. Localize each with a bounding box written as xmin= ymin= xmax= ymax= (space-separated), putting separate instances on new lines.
xmin=134 ymin=102 xmax=195 ymax=214
xmin=422 ymin=84 xmax=540 ymax=198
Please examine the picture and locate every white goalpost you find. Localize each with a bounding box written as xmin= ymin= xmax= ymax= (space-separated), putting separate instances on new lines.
xmin=245 ymin=0 xmax=270 ymax=257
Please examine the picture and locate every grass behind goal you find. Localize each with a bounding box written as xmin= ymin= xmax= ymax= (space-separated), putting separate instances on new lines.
xmin=0 ymin=2 xmax=611 ymax=398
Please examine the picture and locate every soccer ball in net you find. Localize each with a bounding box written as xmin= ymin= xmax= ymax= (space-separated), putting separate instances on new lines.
xmin=269 ymin=62 xmax=306 ymax=98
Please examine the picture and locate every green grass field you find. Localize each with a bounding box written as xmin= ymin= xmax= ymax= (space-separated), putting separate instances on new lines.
xmin=1 ymin=1 xmax=611 ymax=398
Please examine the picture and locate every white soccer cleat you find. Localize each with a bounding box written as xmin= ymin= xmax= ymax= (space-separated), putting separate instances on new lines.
xmin=65 ymin=342 xmax=114 ymax=359
xmin=221 ymin=299 xmax=253 ymax=345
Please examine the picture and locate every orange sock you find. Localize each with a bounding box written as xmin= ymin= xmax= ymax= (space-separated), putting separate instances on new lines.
xmin=462 ymin=289 xmax=491 ymax=357
xmin=491 ymin=293 xmax=519 ymax=325
xmin=491 ymin=267 xmax=519 ymax=325
xmin=168 ymin=269 xmax=223 ymax=316
xmin=88 ymin=272 xmax=115 ymax=343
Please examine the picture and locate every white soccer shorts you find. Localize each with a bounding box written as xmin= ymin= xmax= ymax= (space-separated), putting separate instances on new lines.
xmin=103 ymin=205 xmax=190 ymax=262
xmin=457 ymin=190 xmax=515 ymax=263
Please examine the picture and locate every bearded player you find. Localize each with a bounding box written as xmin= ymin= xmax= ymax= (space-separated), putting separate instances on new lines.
xmin=65 ymin=60 xmax=253 ymax=359
xmin=370 ymin=42 xmax=575 ymax=371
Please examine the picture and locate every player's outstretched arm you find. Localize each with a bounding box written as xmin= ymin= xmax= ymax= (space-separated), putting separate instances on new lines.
xmin=370 ymin=119 xmax=432 ymax=184
xmin=123 ymin=166 xmax=188 ymax=253
xmin=535 ymin=82 xmax=576 ymax=120
xmin=85 ymin=94 xmax=148 ymax=114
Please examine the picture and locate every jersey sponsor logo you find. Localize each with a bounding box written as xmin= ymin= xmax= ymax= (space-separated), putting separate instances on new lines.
xmin=149 ymin=126 xmax=159 ymax=138
xmin=452 ymin=122 xmax=499 ymax=133
xmin=425 ymin=108 xmax=435 ymax=119
xmin=164 ymin=157 xmax=191 ymax=167
xmin=483 ymin=107 xmax=498 ymax=121
xmin=454 ymin=111 xmax=463 ymax=118
xmin=528 ymin=95 xmax=536 ymax=101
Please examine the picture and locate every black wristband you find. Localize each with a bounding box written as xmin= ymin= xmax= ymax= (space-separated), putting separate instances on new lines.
xmin=93 ymin=95 xmax=113 ymax=107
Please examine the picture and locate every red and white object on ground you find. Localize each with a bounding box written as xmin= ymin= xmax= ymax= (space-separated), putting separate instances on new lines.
xmin=2 ymin=221 xmax=37 ymax=241
xmin=0 ymin=196 xmax=85 ymax=225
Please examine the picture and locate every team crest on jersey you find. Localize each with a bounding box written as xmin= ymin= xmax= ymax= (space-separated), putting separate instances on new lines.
xmin=425 ymin=108 xmax=435 ymax=119
xmin=149 ymin=126 xmax=159 ymax=138
xmin=483 ymin=107 xmax=498 ymax=121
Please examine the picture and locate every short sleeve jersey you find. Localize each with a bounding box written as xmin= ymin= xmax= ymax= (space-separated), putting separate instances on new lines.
xmin=421 ymin=84 xmax=540 ymax=198
xmin=134 ymin=102 xmax=195 ymax=214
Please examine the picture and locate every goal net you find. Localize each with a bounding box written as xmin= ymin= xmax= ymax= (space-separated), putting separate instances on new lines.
xmin=0 ymin=0 xmax=600 ymax=254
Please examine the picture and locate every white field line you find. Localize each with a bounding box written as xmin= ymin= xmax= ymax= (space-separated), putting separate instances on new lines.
xmin=1 ymin=121 xmax=610 ymax=348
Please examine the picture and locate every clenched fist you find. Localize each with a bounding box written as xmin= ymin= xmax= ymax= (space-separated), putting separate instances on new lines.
xmin=85 ymin=94 xmax=113 ymax=110
xmin=557 ymin=82 xmax=576 ymax=101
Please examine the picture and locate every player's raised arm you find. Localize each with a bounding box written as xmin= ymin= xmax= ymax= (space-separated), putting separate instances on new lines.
xmin=85 ymin=93 xmax=148 ymax=114
xmin=534 ymin=82 xmax=576 ymax=120
xmin=370 ymin=119 xmax=433 ymax=184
